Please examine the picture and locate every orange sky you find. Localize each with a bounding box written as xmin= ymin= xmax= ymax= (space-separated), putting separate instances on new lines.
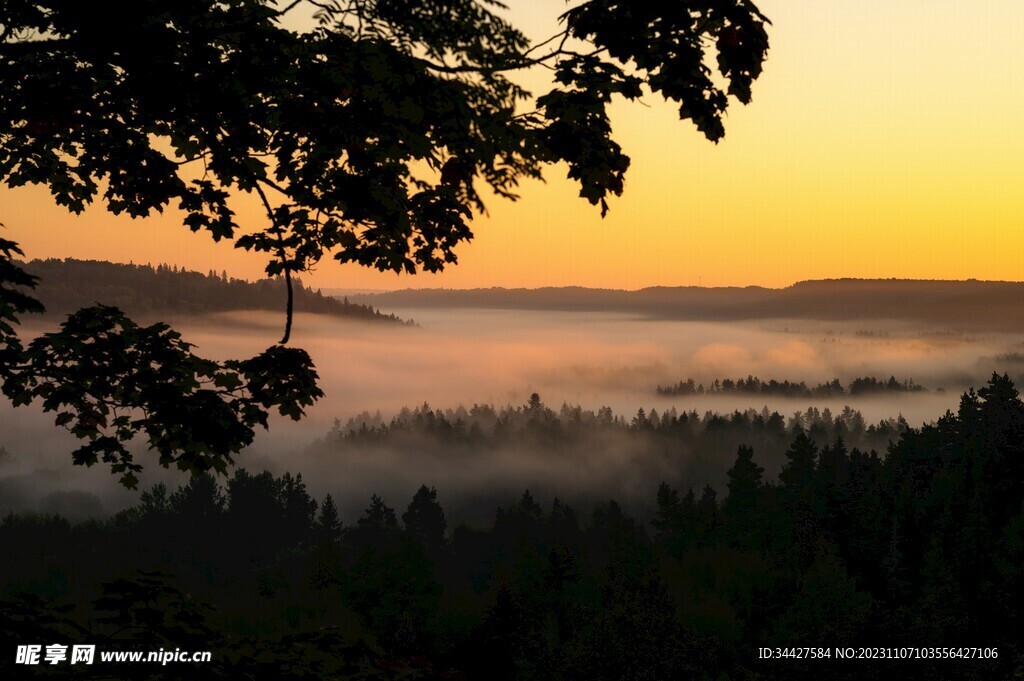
xmin=2 ymin=0 xmax=1024 ymax=290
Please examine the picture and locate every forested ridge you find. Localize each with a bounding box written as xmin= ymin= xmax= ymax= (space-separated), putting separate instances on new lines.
xmin=2 ymin=375 xmax=1022 ymax=679
xmin=17 ymin=258 xmax=412 ymax=324
xmin=657 ymin=375 xmax=928 ymax=397
xmin=352 ymin=280 xmax=1024 ymax=331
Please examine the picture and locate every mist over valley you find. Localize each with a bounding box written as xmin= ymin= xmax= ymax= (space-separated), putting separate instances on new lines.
xmin=4 ymin=288 xmax=1022 ymax=523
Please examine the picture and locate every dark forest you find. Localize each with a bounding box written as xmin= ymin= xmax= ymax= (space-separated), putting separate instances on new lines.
xmin=2 ymin=374 xmax=1021 ymax=679
xmin=19 ymin=259 xmax=411 ymax=324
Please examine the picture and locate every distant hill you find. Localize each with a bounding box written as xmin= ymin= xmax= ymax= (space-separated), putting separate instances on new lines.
xmin=350 ymin=279 xmax=1024 ymax=330
xmin=20 ymin=259 xmax=413 ymax=324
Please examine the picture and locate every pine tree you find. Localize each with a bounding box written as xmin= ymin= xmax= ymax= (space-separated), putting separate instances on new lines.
xmin=278 ymin=472 xmax=317 ymax=539
xmin=780 ymin=430 xmax=818 ymax=500
xmin=780 ymin=430 xmax=820 ymax=563
xmin=723 ymin=445 xmax=765 ymax=548
xmin=816 ymin=435 xmax=850 ymax=539
xmin=653 ymin=482 xmax=683 ymax=555
xmin=653 ymin=482 xmax=681 ymax=539
xmin=696 ymin=485 xmax=718 ymax=547
xmin=316 ymin=494 xmax=343 ymax=542
xmin=358 ymin=494 xmax=399 ymax=532
xmin=977 ymin=373 xmax=1024 ymax=525
xmin=402 ymin=485 xmax=447 ymax=552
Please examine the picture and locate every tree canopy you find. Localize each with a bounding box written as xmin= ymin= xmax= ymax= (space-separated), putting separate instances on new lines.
xmin=0 ymin=0 xmax=770 ymax=485
xmin=8 ymin=376 xmax=1020 ymax=678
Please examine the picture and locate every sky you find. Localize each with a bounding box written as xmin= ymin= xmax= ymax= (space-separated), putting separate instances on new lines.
xmin=2 ymin=0 xmax=1023 ymax=290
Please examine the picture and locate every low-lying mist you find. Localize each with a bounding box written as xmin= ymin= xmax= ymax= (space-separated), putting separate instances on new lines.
xmin=3 ymin=307 xmax=1022 ymax=523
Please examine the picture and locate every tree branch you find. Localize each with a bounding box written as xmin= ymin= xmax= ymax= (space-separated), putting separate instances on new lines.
xmin=254 ymin=183 xmax=294 ymax=345
xmin=273 ymin=0 xmax=306 ymax=17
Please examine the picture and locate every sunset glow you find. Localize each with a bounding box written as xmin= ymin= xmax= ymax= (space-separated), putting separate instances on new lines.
xmin=3 ymin=0 xmax=1023 ymax=290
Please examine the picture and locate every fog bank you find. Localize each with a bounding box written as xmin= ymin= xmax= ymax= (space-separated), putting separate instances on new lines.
xmin=3 ymin=308 xmax=1021 ymax=521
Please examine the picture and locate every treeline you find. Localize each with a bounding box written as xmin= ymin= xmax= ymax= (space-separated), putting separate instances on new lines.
xmin=657 ymin=375 xmax=927 ymax=397
xmin=19 ymin=258 xmax=413 ymax=323
xmin=2 ymin=374 xmax=1021 ymax=679
xmin=321 ymin=396 xmax=908 ymax=488
xmin=351 ymin=279 xmax=1024 ymax=332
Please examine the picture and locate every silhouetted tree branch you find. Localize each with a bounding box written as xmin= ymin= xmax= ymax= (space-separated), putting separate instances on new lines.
xmin=0 ymin=0 xmax=770 ymax=484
